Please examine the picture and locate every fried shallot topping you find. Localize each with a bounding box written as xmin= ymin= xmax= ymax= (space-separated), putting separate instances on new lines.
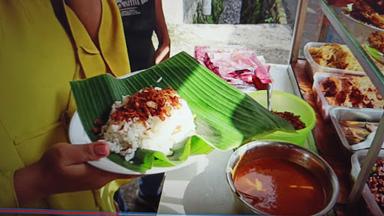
xmin=369 ymin=31 xmax=384 ymax=53
xmin=351 ymin=0 xmax=384 ymax=29
xmin=320 ymin=76 xmax=384 ymax=109
xmin=110 ymin=87 xmax=180 ymax=123
xmin=272 ymin=111 xmax=306 ymax=130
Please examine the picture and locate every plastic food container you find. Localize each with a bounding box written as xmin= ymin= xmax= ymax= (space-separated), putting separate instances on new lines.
xmin=248 ymin=90 xmax=316 ymax=145
xmin=339 ymin=9 xmax=384 ymax=43
xmin=313 ymin=72 xmax=342 ymax=119
xmin=351 ymin=150 xmax=384 ymax=216
xmin=330 ymin=107 xmax=382 ymax=151
xmin=303 ymin=42 xmax=365 ymax=78
xmin=313 ymin=72 xmax=374 ymax=119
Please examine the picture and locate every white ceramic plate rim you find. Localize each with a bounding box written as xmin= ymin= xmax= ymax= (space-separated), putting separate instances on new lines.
xmin=68 ymin=109 xmax=204 ymax=175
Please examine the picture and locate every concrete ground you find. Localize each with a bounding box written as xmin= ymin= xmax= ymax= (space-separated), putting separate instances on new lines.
xmin=167 ymin=23 xmax=293 ymax=64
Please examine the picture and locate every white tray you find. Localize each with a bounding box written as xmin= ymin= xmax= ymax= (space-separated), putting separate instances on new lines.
xmin=339 ymin=8 xmax=384 ymax=43
xmin=330 ymin=107 xmax=382 ymax=151
xmin=313 ymin=72 xmax=377 ymax=119
xmin=313 ymin=73 xmax=342 ymax=119
xmin=303 ymin=42 xmax=365 ymax=78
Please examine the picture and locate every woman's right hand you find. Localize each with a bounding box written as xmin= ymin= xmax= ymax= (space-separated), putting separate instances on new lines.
xmin=14 ymin=141 xmax=136 ymax=206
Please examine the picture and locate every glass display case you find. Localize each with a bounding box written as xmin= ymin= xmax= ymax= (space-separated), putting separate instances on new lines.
xmin=290 ymin=0 xmax=384 ymax=214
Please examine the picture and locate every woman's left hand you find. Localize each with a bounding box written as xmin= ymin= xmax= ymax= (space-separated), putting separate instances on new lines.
xmin=154 ymin=41 xmax=170 ymax=64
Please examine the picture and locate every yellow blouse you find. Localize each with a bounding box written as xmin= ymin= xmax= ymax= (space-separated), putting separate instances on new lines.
xmin=0 ymin=0 xmax=130 ymax=211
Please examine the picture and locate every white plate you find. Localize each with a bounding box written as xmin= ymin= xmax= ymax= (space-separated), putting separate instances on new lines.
xmin=69 ymin=112 xmax=205 ymax=175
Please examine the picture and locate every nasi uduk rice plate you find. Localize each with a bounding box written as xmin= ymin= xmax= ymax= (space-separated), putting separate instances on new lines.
xmin=101 ymin=87 xmax=196 ymax=161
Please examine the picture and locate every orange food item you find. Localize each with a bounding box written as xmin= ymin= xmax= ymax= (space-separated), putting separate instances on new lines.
xmin=233 ymin=151 xmax=327 ymax=215
xmin=308 ymin=43 xmax=363 ymax=71
xmin=320 ymin=76 xmax=384 ymax=109
xmin=350 ymin=0 xmax=384 ymax=29
xmin=111 ymin=87 xmax=180 ymax=123
xmin=272 ymin=111 xmax=305 ymax=130
xmin=369 ymin=31 xmax=384 ymax=53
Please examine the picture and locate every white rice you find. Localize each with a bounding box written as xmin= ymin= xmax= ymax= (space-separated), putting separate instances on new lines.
xmin=102 ymin=96 xmax=195 ymax=161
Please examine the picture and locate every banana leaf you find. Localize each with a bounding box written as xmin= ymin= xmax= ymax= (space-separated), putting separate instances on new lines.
xmin=70 ymin=52 xmax=294 ymax=172
xmin=365 ymin=45 xmax=384 ymax=64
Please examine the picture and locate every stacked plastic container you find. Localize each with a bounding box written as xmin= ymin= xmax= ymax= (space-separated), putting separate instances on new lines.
xmin=304 ymin=39 xmax=384 ymax=215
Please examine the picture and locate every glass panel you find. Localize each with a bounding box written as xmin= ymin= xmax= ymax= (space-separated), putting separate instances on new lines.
xmin=319 ymin=0 xmax=384 ymax=95
xmin=319 ymin=0 xmax=384 ymax=206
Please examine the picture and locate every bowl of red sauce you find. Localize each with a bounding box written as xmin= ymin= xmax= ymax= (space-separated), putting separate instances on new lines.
xmin=226 ymin=141 xmax=339 ymax=215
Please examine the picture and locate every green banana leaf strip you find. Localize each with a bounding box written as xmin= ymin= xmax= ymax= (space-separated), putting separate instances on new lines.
xmin=107 ymin=135 xmax=209 ymax=172
xmin=70 ymin=52 xmax=294 ymax=173
xmin=365 ymin=45 xmax=384 ymax=64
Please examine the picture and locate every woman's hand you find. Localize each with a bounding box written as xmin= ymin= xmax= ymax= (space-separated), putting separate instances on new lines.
xmin=14 ymin=141 xmax=136 ymax=206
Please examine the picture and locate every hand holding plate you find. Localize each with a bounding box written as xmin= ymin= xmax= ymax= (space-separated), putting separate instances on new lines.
xmin=14 ymin=141 xmax=137 ymax=205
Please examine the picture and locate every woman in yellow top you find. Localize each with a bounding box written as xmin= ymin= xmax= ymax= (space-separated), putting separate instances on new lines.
xmin=0 ymin=0 xmax=135 ymax=211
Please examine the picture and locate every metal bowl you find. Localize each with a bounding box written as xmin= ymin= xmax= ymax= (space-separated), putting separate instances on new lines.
xmin=225 ymin=141 xmax=339 ymax=215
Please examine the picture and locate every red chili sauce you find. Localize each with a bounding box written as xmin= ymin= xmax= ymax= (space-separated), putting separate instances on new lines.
xmin=233 ymin=153 xmax=327 ymax=215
